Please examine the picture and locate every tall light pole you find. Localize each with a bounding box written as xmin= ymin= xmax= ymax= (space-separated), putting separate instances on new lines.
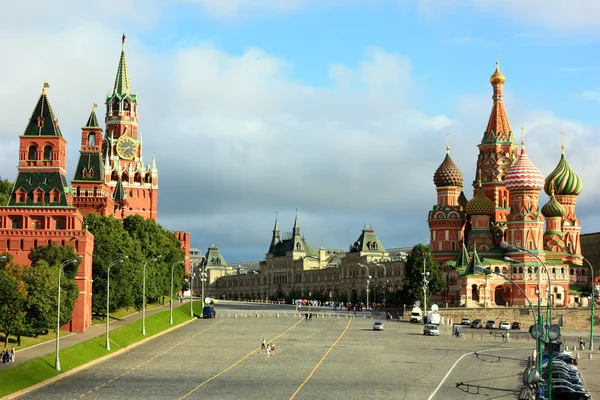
xmin=142 ymin=256 xmax=161 ymax=335
xmin=358 ymin=263 xmax=370 ymax=309
xmin=190 ymin=261 xmax=201 ymax=317
xmin=376 ymin=263 xmax=387 ymax=312
xmin=170 ymin=260 xmax=184 ymax=325
xmin=501 ymin=241 xmax=553 ymax=399
xmin=422 ymin=257 xmax=430 ymax=319
xmin=55 ymin=257 xmax=81 ymax=372
xmin=583 ymin=258 xmax=596 ymax=351
xmin=106 ymin=257 xmax=128 ymax=350
xmin=200 ymin=262 xmax=208 ymax=308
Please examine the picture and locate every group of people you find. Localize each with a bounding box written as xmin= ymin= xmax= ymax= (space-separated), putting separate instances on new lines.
xmin=304 ymin=312 xmax=313 ymax=321
xmin=2 ymin=347 xmax=15 ymax=363
xmin=261 ymin=338 xmax=276 ymax=357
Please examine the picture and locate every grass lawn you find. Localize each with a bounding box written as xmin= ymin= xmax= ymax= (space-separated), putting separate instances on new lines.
xmin=0 ymin=302 xmax=197 ymax=398
xmin=0 ymin=330 xmax=73 ymax=352
xmin=91 ymin=297 xmax=170 ymax=325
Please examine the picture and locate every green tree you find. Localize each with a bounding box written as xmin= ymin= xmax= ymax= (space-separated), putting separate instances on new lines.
xmin=0 ymin=177 xmax=13 ymax=206
xmin=0 ymin=261 xmax=27 ymax=347
xmin=401 ymin=244 xmax=446 ymax=310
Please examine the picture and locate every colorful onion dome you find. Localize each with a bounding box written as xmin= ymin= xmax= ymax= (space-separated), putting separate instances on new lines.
xmin=490 ymin=62 xmax=506 ymax=85
xmin=465 ymin=171 xmax=495 ymax=216
xmin=505 ymin=148 xmax=545 ymax=191
xmin=433 ymin=149 xmax=463 ymax=188
xmin=543 ymin=154 xmax=583 ymax=196
xmin=458 ymin=191 xmax=468 ymax=210
xmin=542 ymin=192 xmax=566 ymax=218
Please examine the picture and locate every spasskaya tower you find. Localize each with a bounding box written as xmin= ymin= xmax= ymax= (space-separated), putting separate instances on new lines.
xmin=72 ymin=34 xmax=158 ymax=220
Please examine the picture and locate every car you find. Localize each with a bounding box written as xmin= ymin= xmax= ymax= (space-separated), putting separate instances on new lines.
xmin=511 ymin=321 xmax=521 ymax=330
xmin=461 ymin=317 xmax=470 ymax=325
xmin=471 ymin=319 xmax=482 ymax=329
xmin=499 ymin=321 xmax=510 ymax=330
xmin=540 ymin=383 xmax=590 ymax=400
xmin=486 ymin=320 xmax=496 ymax=329
xmin=424 ymin=324 xmax=440 ymax=336
xmin=373 ymin=320 xmax=384 ymax=331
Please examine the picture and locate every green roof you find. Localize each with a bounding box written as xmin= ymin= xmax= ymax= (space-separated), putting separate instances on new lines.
xmin=205 ymin=244 xmax=228 ymax=267
xmin=349 ymin=226 xmax=386 ymax=253
xmin=22 ymin=90 xmax=62 ymax=137
xmin=72 ymin=153 xmax=105 ymax=183
xmin=85 ymin=109 xmax=100 ymax=128
xmin=8 ymin=172 xmax=70 ymax=207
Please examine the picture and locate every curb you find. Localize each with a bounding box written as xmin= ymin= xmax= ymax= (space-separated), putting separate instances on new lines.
xmin=2 ymin=316 xmax=197 ymax=400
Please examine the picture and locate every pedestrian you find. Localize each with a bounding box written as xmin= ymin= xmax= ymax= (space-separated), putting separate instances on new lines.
xmin=10 ymin=347 xmax=15 ymax=362
xmin=309 ymin=312 xmax=312 ymax=320
xmin=502 ymin=332 xmax=506 ymax=342
xmin=305 ymin=312 xmax=309 ymax=321
xmin=261 ymin=337 xmax=266 ymax=350
xmin=266 ymin=344 xmax=271 ymax=358
xmin=1 ymin=349 xmax=5 ymax=364
xmin=271 ymin=342 xmax=276 ymax=355
xmin=506 ymin=331 xmax=510 ymax=343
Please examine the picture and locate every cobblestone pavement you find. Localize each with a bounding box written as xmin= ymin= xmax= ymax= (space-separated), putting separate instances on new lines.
xmin=13 ymin=312 xmax=541 ymax=400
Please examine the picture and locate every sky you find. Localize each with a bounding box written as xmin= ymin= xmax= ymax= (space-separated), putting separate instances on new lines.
xmin=0 ymin=1 xmax=599 ymax=263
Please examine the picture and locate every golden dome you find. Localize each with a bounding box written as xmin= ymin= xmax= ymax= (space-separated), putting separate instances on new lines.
xmin=490 ymin=62 xmax=506 ymax=85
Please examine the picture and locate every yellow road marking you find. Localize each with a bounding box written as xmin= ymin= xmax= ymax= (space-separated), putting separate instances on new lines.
xmin=178 ymin=318 xmax=305 ymax=400
xmin=74 ymin=320 xmax=222 ymax=398
xmin=289 ymin=318 xmax=352 ymax=400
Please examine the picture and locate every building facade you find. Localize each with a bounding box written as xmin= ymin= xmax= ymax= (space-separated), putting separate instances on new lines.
xmin=427 ymin=63 xmax=588 ymax=308
xmin=211 ymin=216 xmax=407 ymax=304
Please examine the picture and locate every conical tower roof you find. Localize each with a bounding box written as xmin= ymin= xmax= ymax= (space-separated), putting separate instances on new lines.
xmin=544 ymin=153 xmax=583 ymax=196
xmin=458 ymin=191 xmax=469 ymax=210
xmin=85 ymin=105 xmax=100 ymax=128
xmin=433 ymin=147 xmax=463 ymax=188
xmin=23 ymin=83 xmax=62 ymax=137
xmin=464 ymin=249 xmax=482 ymax=275
xmin=113 ymin=34 xmax=131 ymax=98
xmin=505 ymin=146 xmax=545 ymax=191
xmin=482 ymin=62 xmax=514 ymax=144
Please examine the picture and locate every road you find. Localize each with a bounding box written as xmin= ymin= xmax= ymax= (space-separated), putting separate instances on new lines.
xmin=15 ymin=303 xmax=536 ymax=400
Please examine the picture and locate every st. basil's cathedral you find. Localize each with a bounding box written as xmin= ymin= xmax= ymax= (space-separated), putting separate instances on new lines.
xmin=0 ymin=35 xmax=190 ymax=332
xmin=428 ymin=62 xmax=587 ymax=308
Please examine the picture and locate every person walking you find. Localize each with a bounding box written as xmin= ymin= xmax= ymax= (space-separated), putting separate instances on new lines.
xmin=261 ymin=337 xmax=266 ymax=350
xmin=10 ymin=347 xmax=15 ymax=362
xmin=266 ymin=343 xmax=271 ymax=358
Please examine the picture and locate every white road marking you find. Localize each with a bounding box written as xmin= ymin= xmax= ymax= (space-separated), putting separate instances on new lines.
xmin=427 ymin=346 xmax=530 ymax=400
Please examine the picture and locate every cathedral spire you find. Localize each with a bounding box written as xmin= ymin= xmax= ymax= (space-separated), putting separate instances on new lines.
xmin=293 ymin=209 xmax=300 ymax=234
xmin=113 ymin=33 xmax=131 ymax=98
xmin=482 ymin=62 xmax=515 ymax=144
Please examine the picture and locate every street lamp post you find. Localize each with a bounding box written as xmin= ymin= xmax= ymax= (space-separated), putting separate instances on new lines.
xmin=358 ymin=264 xmax=370 ymax=309
xmin=376 ymin=263 xmax=387 ymax=312
xmin=170 ymin=261 xmax=184 ymax=325
xmin=142 ymin=256 xmax=161 ymax=335
xmin=422 ymin=258 xmax=430 ymax=319
xmin=55 ymin=257 xmax=81 ymax=372
xmin=583 ymin=258 xmax=596 ymax=351
xmin=200 ymin=263 xmax=208 ymax=309
xmin=106 ymin=257 xmax=128 ymax=350
xmin=501 ymin=242 xmax=553 ymax=399
xmin=190 ymin=262 xmax=199 ymax=317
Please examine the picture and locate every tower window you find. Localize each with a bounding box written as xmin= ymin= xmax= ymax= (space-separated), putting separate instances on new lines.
xmin=28 ymin=145 xmax=38 ymax=160
xmin=88 ymin=133 xmax=96 ymax=147
xmin=37 ymin=116 xmax=44 ymax=127
xmin=123 ymin=100 xmax=130 ymax=111
xmin=43 ymin=145 xmax=53 ymax=160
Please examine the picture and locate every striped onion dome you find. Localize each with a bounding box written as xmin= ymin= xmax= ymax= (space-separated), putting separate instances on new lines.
xmin=458 ymin=191 xmax=469 ymax=210
xmin=543 ymin=154 xmax=583 ymax=196
xmin=505 ymin=148 xmax=545 ymax=191
xmin=541 ymin=194 xmax=566 ymax=218
xmin=433 ymin=150 xmax=463 ymax=188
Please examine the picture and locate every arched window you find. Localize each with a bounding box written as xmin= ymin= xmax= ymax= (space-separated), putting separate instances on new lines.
xmin=123 ymin=100 xmax=130 ymax=111
xmin=122 ymin=173 xmax=129 ymax=183
xmin=111 ymin=171 xmax=119 ymax=182
xmin=43 ymin=145 xmax=53 ymax=160
xmin=512 ymin=267 xmax=517 ymax=273
xmin=145 ymin=173 xmax=151 ymax=183
xmin=502 ymin=267 xmax=507 ymax=274
xmin=570 ymin=268 xmax=575 ymax=275
xmin=134 ymin=173 xmax=142 ymax=184
xmin=28 ymin=145 xmax=38 ymax=160
xmin=494 ymin=267 xmax=500 ymax=273
xmin=519 ymin=267 xmax=523 ymax=274
xmin=112 ymin=99 xmax=119 ymax=113
xmin=88 ymin=133 xmax=95 ymax=147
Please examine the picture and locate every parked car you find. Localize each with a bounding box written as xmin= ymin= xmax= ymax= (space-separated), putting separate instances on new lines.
xmin=424 ymin=324 xmax=440 ymax=336
xmin=499 ymin=321 xmax=511 ymax=330
xmin=461 ymin=317 xmax=470 ymax=325
xmin=511 ymin=321 xmax=521 ymax=330
xmin=486 ymin=320 xmax=496 ymax=329
xmin=471 ymin=319 xmax=482 ymax=329
xmin=373 ymin=320 xmax=384 ymax=331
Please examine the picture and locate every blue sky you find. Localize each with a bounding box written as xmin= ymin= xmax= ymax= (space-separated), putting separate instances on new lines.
xmin=0 ymin=1 xmax=598 ymax=262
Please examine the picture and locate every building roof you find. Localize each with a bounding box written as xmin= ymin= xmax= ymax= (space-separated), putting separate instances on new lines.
xmin=205 ymin=243 xmax=228 ymax=267
xmin=348 ymin=225 xmax=386 ymax=253
xmin=72 ymin=153 xmax=105 ymax=183
xmin=433 ymin=150 xmax=463 ymax=188
xmin=482 ymin=62 xmax=515 ymax=144
xmin=505 ymin=147 xmax=545 ymax=191
xmin=544 ymin=153 xmax=583 ymax=197
xmin=23 ymin=86 xmax=63 ymax=137
xmin=85 ymin=108 xmax=100 ymax=128
xmin=8 ymin=172 xmax=70 ymax=207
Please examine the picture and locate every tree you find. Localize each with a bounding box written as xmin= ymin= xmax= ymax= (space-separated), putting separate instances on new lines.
xmin=0 ymin=261 xmax=27 ymax=347
xmin=401 ymin=244 xmax=446 ymax=310
xmin=0 ymin=177 xmax=12 ymax=206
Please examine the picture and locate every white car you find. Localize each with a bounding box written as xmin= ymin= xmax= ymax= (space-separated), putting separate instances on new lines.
xmin=499 ymin=321 xmax=511 ymax=330
xmin=373 ymin=320 xmax=384 ymax=331
xmin=424 ymin=324 xmax=440 ymax=336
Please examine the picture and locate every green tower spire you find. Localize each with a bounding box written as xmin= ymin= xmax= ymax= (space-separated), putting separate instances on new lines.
xmin=113 ymin=33 xmax=131 ymax=98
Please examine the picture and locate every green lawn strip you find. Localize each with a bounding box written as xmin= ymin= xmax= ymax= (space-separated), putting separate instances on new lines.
xmin=91 ymin=297 xmax=170 ymax=325
xmin=0 ymin=304 xmax=196 ymax=398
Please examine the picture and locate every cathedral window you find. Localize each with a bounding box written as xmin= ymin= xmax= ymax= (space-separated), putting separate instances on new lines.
xmin=88 ymin=133 xmax=96 ymax=147
xmin=112 ymin=99 xmax=119 ymax=113
xmin=111 ymin=171 xmax=119 ymax=182
xmin=37 ymin=116 xmax=44 ymax=127
xmin=122 ymin=173 xmax=129 ymax=183
xmin=145 ymin=173 xmax=151 ymax=183
xmin=28 ymin=145 xmax=38 ymax=160
xmin=123 ymin=100 xmax=130 ymax=111
xmin=134 ymin=173 xmax=142 ymax=184
xmin=43 ymin=145 xmax=53 ymax=160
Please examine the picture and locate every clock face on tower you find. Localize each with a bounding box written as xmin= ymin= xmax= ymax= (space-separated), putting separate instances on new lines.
xmin=116 ymin=136 xmax=137 ymax=160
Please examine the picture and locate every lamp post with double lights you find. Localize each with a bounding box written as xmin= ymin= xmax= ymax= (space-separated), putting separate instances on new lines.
xmin=170 ymin=260 xmax=184 ymax=325
xmin=200 ymin=262 xmax=208 ymax=308
xmin=190 ymin=261 xmax=202 ymax=317
xmin=142 ymin=256 xmax=161 ymax=335
xmin=55 ymin=257 xmax=81 ymax=372
xmin=583 ymin=258 xmax=596 ymax=351
xmin=106 ymin=257 xmax=128 ymax=350
xmin=501 ymin=241 xmax=553 ymax=399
